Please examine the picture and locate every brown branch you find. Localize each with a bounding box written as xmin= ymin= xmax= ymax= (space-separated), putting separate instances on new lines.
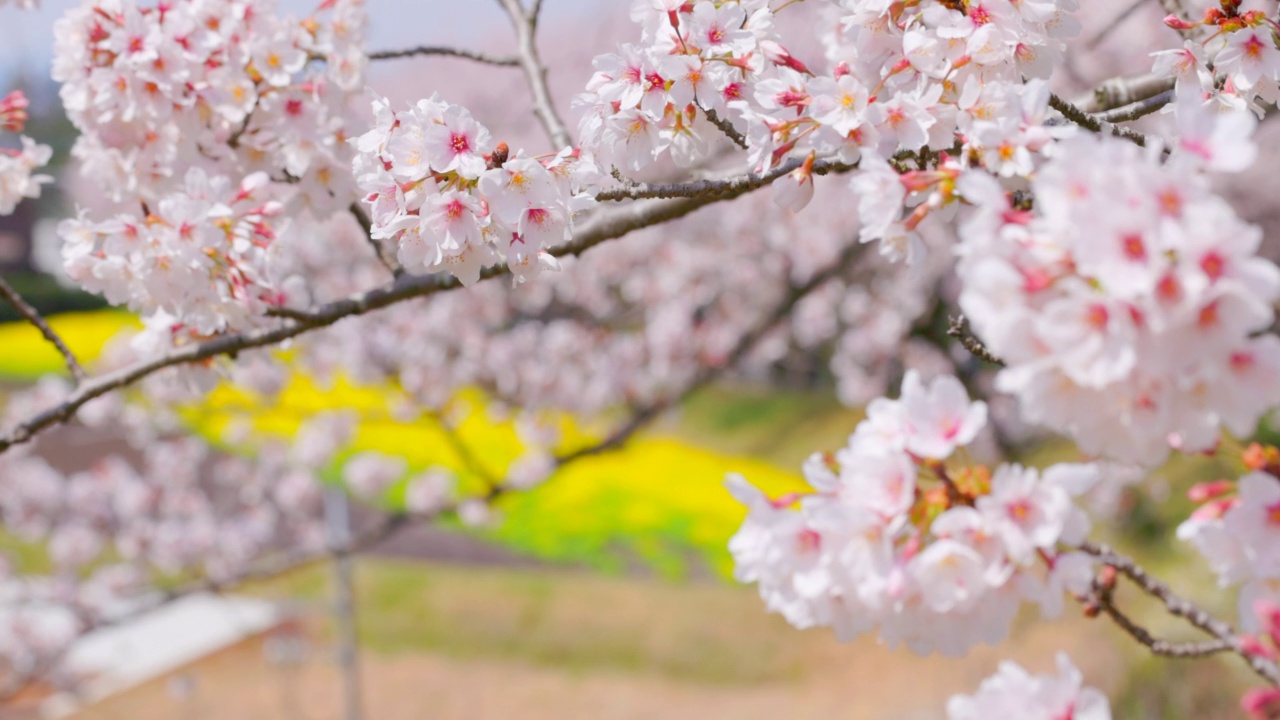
xmin=1080 ymin=577 xmax=1236 ymax=659
xmin=1096 ymin=89 xmax=1175 ymax=124
xmin=1080 ymin=541 xmax=1280 ymax=686
xmin=0 ymin=275 xmax=86 ymax=382
xmin=596 ymin=155 xmax=858 ymax=202
xmin=350 ymin=203 xmax=401 ymax=278
xmin=366 ymin=46 xmax=520 ymax=67
xmin=1049 ymin=93 xmax=1161 ymax=149
xmin=0 ymin=178 xmax=801 ymax=456
xmin=497 ymin=0 xmax=572 ymax=149
xmin=947 ymin=314 xmax=1005 ymax=367
xmin=700 ymin=105 xmax=749 ymax=150
xmin=428 ymin=410 xmax=501 ymax=488
xmin=1074 ymin=73 xmax=1177 ymax=114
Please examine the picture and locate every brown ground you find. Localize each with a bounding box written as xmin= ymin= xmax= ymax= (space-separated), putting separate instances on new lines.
xmin=69 ymin=596 xmax=1130 ymax=720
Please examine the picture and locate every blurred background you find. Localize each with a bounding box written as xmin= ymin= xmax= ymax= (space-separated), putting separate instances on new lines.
xmin=0 ymin=0 xmax=1273 ymax=718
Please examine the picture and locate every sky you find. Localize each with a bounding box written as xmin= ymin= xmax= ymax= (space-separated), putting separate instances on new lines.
xmin=0 ymin=0 xmax=602 ymax=84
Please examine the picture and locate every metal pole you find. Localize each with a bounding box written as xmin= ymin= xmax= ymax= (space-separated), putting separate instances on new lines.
xmin=324 ymin=487 xmax=362 ymax=720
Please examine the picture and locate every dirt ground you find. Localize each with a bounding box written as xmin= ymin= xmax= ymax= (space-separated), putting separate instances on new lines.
xmin=69 ymin=613 xmax=1129 ymax=720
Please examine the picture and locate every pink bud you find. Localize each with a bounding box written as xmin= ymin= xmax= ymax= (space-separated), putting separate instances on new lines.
xmin=1189 ymin=480 xmax=1234 ymax=502
xmin=1241 ymin=688 xmax=1280 ymax=719
xmin=1164 ymin=14 xmax=1197 ymax=29
xmin=1240 ymin=634 xmax=1277 ymax=660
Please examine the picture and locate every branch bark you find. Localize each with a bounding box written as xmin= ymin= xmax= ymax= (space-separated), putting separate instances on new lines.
xmin=0 ymin=161 xmax=858 ymax=456
xmin=1080 ymin=541 xmax=1280 ymax=686
xmin=497 ymin=0 xmax=572 ymax=150
xmin=367 ymin=46 xmax=520 ymax=67
xmin=596 ymin=155 xmax=857 ymax=202
xmin=0 ymin=275 xmax=86 ymax=382
xmin=1049 ymin=93 xmax=1162 ymax=149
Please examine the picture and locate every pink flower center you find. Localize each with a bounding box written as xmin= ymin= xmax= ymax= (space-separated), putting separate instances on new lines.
xmin=796 ymin=528 xmax=822 ymax=554
xmin=1120 ymin=232 xmax=1146 ymax=261
xmin=1244 ymin=35 xmax=1266 ymax=61
xmin=449 ymin=132 xmax=470 ymax=155
xmin=526 ymin=207 xmax=550 ymax=228
xmin=444 ymin=199 xmax=466 ymax=221
xmin=1200 ymin=251 xmax=1225 ymax=281
xmin=1007 ymin=500 xmax=1033 ymax=522
xmin=1086 ymin=303 xmax=1109 ymax=329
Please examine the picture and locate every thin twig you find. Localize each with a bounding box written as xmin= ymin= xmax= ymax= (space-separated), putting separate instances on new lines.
xmin=497 ymin=0 xmax=572 ymax=150
xmin=1080 ymin=576 xmax=1236 ymax=659
xmin=1096 ymin=89 xmax=1175 ymax=124
xmin=0 ymin=275 xmax=86 ymax=382
xmin=367 ymin=45 xmax=520 ymax=67
xmin=1080 ymin=541 xmax=1280 ymax=686
xmin=428 ymin=410 xmax=501 ymax=488
xmin=350 ymin=203 xmax=401 ymax=278
xmin=700 ymin=104 xmax=749 ymax=150
xmin=596 ymin=155 xmax=858 ymax=202
xmin=1049 ymin=93 xmax=1162 ymax=149
xmin=947 ymin=315 xmax=1005 ymax=367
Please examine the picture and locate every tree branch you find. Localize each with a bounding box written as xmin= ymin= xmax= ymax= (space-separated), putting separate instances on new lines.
xmin=350 ymin=203 xmax=401 ymax=278
xmin=366 ymin=46 xmax=520 ymax=67
xmin=947 ymin=314 xmax=1005 ymax=367
xmin=0 ymin=275 xmax=87 ymax=383
xmin=1080 ymin=573 xmax=1236 ymax=659
xmin=700 ymin=105 xmax=749 ymax=150
xmin=1074 ymin=73 xmax=1176 ymax=115
xmin=595 ymin=155 xmax=857 ymax=202
xmin=1049 ymin=93 xmax=1161 ymax=149
xmin=1080 ymin=541 xmax=1280 ymax=686
xmin=497 ymin=0 xmax=572 ymax=150
xmin=0 ymin=177 xmax=803 ymax=457
xmin=1096 ymin=89 xmax=1175 ymax=124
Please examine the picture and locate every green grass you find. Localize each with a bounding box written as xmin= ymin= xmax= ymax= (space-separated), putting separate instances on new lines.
xmin=254 ymin=558 xmax=814 ymax=685
xmin=675 ymin=384 xmax=863 ymax=467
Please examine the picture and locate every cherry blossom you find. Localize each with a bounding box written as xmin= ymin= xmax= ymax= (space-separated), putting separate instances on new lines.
xmin=946 ymin=653 xmax=1111 ymax=720
xmin=958 ymin=121 xmax=1280 ymax=465
xmin=728 ymin=373 xmax=1097 ymax=656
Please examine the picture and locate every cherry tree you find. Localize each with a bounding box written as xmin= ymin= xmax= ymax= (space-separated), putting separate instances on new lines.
xmin=0 ymin=0 xmax=1275 ymax=716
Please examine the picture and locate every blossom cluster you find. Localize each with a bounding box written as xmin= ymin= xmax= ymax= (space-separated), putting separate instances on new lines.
xmin=352 ymin=95 xmax=593 ymax=285
xmin=58 ymin=169 xmax=290 ymax=337
xmin=1178 ymin=443 xmax=1280 ymax=627
xmin=49 ymin=0 xmax=369 ymax=339
xmin=0 ymin=87 xmax=53 ymax=217
xmin=947 ymin=653 xmax=1111 ymax=720
xmin=578 ymin=0 xmax=1080 ymax=262
xmin=957 ymin=125 xmax=1280 ymax=465
xmin=727 ymin=371 xmax=1097 ymax=656
xmin=52 ymin=0 xmax=366 ymax=211
xmin=1158 ymin=0 xmax=1280 ymax=115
